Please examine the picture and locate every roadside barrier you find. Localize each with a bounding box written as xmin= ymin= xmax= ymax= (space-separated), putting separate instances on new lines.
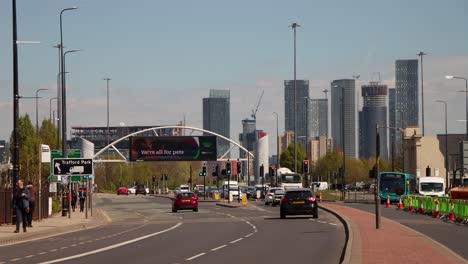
xmin=449 ymin=200 xmax=456 ymax=221
xmin=402 ymin=195 xmax=468 ymax=224
xmin=385 ymin=195 xmax=391 ymax=208
xmin=433 ymin=199 xmax=440 ymax=218
xmin=397 ymin=196 xmax=404 ymax=210
xmin=418 ymin=198 xmax=425 ymax=214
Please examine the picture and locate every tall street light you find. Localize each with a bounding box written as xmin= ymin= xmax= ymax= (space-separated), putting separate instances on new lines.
xmin=62 ymin=49 xmax=82 ymax=157
xmin=53 ymin=44 xmax=62 ymax=145
xmin=273 ymin=112 xmax=280 ymax=170
xmin=35 ymin=89 xmax=48 ymax=136
xmin=59 ymin=6 xmax=78 ymax=157
xmin=418 ymin=51 xmax=427 ymax=136
xmin=303 ymin=97 xmax=310 ymax=186
xmin=49 ymin=97 xmax=58 ymax=121
xmin=435 ymin=100 xmax=449 ymax=193
xmin=446 ymin=75 xmax=468 ymax=140
xmin=103 ymin=78 xmax=112 ymax=149
xmin=290 ymin=22 xmax=300 ymax=173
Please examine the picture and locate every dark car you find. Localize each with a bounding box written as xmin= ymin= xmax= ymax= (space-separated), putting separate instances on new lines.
xmin=172 ymin=192 xmax=198 ymax=212
xmin=135 ymin=184 xmax=147 ymax=195
xmin=280 ymin=188 xmax=318 ymax=219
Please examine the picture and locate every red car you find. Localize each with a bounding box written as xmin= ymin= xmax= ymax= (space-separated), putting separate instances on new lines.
xmin=172 ymin=192 xmax=198 ymax=212
xmin=117 ymin=187 xmax=129 ymax=195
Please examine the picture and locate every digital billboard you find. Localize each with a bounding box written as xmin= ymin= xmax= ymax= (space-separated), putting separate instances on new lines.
xmin=129 ymin=136 xmax=217 ymax=161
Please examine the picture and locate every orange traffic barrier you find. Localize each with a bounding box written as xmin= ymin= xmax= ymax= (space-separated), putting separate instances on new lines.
xmin=433 ymin=199 xmax=440 ymax=218
xmin=448 ymin=200 xmax=457 ymax=221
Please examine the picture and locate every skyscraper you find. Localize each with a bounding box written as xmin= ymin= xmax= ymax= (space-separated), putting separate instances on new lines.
xmin=395 ymin=60 xmax=419 ymax=128
xmin=388 ymin=88 xmax=397 ymax=157
xmin=284 ymin=80 xmax=310 ymax=147
xmin=203 ymin=89 xmax=230 ymax=158
xmin=310 ymin=99 xmax=328 ymax=138
xmin=359 ymin=82 xmax=388 ymax=159
xmin=331 ymin=79 xmax=356 ymax=158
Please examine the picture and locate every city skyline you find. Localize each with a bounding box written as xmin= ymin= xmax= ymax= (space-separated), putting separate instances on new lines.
xmin=0 ymin=1 xmax=467 ymax=156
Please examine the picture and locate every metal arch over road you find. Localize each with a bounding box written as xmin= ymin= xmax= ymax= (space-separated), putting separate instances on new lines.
xmin=92 ymin=125 xmax=254 ymax=162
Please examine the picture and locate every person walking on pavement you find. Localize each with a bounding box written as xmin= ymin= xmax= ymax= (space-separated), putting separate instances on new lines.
xmin=26 ymin=181 xmax=36 ymax=227
xmin=71 ymin=190 xmax=78 ymax=212
xmin=79 ymin=188 xmax=86 ymax=212
xmin=13 ymin=180 xmax=30 ymax=233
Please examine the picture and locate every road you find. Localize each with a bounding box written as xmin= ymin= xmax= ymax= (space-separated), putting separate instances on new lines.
xmin=340 ymin=202 xmax=468 ymax=260
xmin=0 ymin=194 xmax=345 ymax=264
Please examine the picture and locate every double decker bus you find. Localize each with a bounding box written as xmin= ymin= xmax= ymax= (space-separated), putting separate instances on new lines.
xmin=379 ymin=172 xmax=416 ymax=203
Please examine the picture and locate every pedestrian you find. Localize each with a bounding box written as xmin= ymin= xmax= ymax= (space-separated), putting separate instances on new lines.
xmin=71 ymin=190 xmax=77 ymax=212
xmin=26 ymin=181 xmax=36 ymax=227
xmin=79 ymin=188 xmax=86 ymax=212
xmin=13 ymin=180 xmax=30 ymax=233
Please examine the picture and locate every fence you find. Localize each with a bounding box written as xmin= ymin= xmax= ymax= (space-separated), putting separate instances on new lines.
xmin=0 ymin=187 xmax=50 ymax=225
xmin=403 ymin=195 xmax=468 ymax=220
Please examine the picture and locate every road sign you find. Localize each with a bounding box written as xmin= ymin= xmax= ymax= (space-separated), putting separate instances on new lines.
xmin=53 ymin=158 xmax=93 ymax=176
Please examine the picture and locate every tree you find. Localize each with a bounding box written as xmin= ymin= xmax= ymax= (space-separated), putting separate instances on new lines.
xmin=9 ymin=114 xmax=39 ymax=183
xmin=280 ymin=143 xmax=306 ymax=173
xmin=39 ymin=119 xmax=58 ymax=149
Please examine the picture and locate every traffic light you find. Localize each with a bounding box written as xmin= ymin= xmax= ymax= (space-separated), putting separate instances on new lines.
xmin=237 ymin=160 xmax=241 ymax=174
xmin=269 ymin=166 xmax=276 ymax=177
xmin=202 ymin=164 xmax=207 ymax=176
xmin=226 ymin=161 xmax=232 ymax=176
xmin=303 ymin=160 xmax=309 ymax=174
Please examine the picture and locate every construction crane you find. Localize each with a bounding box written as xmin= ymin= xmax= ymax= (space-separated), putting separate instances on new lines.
xmin=251 ymin=90 xmax=264 ymax=120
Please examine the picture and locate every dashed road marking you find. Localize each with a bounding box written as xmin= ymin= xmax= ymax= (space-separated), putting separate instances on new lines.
xmin=49 ymin=249 xmax=58 ymax=252
xmin=38 ymin=252 xmax=47 ymax=255
xmin=230 ymin=238 xmax=243 ymax=244
xmin=329 ymin=223 xmax=338 ymax=226
xmin=60 ymin=246 xmax=68 ymax=250
xmin=318 ymin=221 xmax=327 ymax=224
xmin=186 ymin=253 xmax=206 ymax=261
xmin=25 ymin=255 xmax=35 ymax=258
xmin=10 ymin=259 xmax=21 ymax=262
xmin=211 ymin=245 xmax=227 ymax=251
xmin=245 ymin=233 xmax=254 ymax=238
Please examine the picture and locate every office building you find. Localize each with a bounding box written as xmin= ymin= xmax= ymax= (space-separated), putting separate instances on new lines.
xmin=359 ymin=82 xmax=388 ymax=159
xmin=388 ymin=88 xmax=398 ymax=157
xmin=310 ymin=99 xmax=328 ymax=138
xmin=284 ymin=80 xmax=310 ymax=148
xmin=203 ymin=89 xmax=230 ymax=157
xmin=239 ymin=118 xmax=264 ymax=176
xmin=331 ymin=79 xmax=357 ymax=158
xmin=308 ymin=136 xmax=328 ymax=163
xmin=0 ymin=140 xmax=6 ymax=163
xmin=279 ymin=131 xmax=295 ymax=153
xmin=395 ymin=60 xmax=419 ymax=128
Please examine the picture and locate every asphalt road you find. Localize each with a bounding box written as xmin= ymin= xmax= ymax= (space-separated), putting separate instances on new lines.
xmin=0 ymin=195 xmax=345 ymax=264
xmin=340 ymin=202 xmax=468 ymax=260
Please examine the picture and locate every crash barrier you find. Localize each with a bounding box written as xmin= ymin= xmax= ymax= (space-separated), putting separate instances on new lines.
xmin=401 ymin=195 xmax=468 ymax=223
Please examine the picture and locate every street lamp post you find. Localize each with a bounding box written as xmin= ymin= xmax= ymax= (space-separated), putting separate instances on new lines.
xmin=103 ymin=78 xmax=111 ymax=149
xmin=435 ymin=100 xmax=449 ymax=193
xmin=290 ymin=22 xmax=300 ymax=173
xmin=273 ymin=112 xmax=279 ymax=186
xmin=446 ymin=75 xmax=468 ymax=140
xmin=12 ymin=0 xmax=20 ymax=210
xmin=59 ymin=6 xmax=78 ymax=158
xmin=35 ymin=89 xmax=48 ymax=136
xmin=341 ymin=96 xmax=346 ymax=200
xmin=61 ymin=49 xmax=81 ymax=158
xmin=49 ymin=97 xmax=58 ymax=121
xmin=303 ymin=97 xmax=309 ymax=186
xmin=418 ymin=52 xmax=427 ymax=136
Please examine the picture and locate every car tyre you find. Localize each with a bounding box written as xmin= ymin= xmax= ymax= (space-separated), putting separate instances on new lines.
xmin=172 ymin=208 xmax=177 ymax=213
xmin=280 ymin=212 xmax=286 ymax=219
xmin=193 ymin=208 xmax=198 ymax=212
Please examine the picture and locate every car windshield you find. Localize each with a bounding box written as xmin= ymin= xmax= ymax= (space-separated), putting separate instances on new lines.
xmin=420 ymin=183 xmax=443 ymax=192
xmin=285 ymin=191 xmax=312 ymax=199
xmin=178 ymin=193 xmax=193 ymax=198
xmin=281 ymin=174 xmax=302 ymax=183
xmin=275 ymin=190 xmax=285 ymax=195
xmin=269 ymin=189 xmax=281 ymax=193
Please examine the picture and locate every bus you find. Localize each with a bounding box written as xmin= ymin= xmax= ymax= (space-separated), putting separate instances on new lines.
xmin=379 ymin=172 xmax=416 ymax=203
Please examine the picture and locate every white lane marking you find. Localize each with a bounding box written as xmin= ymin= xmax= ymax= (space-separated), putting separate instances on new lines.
xmin=60 ymin=247 xmax=68 ymax=250
xmin=38 ymin=252 xmax=47 ymax=255
xmin=25 ymin=255 xmax=35 ymax=258
xmin=39 ymin=222 xmax=182 ymax=264
xmin=245 ymin=233 xmax=254 ymax=238
xmin=310 ymin=219 xmax=316 ymax=221
xmin=0 ymin=261 xmax=5 ymax=264
xmin=186 ymin=253 xmax=206 ymax=261
xmin=49 ymin=249 xmax=58 ymax=252
xmin=329 ymin=223 xmax=338 ymax=226
xmin=318 ymin=221 xmax=327 ymax=224
xmin=70 ymin=244 xmax=77 ymax=247
xmin=10 ymin=259 xmax=21 ymax=262
xmin=230 ymin=238 xmax=243 ymax=244
xmin=211 ymin=245 xmax=227 ymax=251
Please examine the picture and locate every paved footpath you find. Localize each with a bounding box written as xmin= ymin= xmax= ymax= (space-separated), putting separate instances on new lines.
xmin=322 ymin=203 xmax=467 ymax=264
xmin=0 ymin=199 xmax=109 ymax=247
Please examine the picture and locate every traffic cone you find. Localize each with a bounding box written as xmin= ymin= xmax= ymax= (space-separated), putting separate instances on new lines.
xmin=397 ymin=196 xmax=404 ymax=210
xmin=408 ymin=197 xmax=414 ymax=212
xmin=433 ymin=199 xmax=440 ymax=218
xmin=385 ymin=195 xmax=391 ymax=208
xmin=448 ymin=200 xmax=457 ymax=221
xmin=319 ymin=192 xmax=323 ymax=203
xmin=418 ymin=198 xmax=424 ymax=214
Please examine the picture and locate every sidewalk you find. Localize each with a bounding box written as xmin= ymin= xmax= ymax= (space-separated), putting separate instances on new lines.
xmin=0 ymin=207 xmax=109 ymax=247
xmin=321 ymin=203 xmax=467 ymax=264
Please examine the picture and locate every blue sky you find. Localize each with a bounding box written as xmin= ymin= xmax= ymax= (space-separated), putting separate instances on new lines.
xmin=1 ymin=0 xmax=467 ymax=153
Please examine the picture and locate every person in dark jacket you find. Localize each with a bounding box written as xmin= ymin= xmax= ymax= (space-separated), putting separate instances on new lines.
xmin=26 ymin=181 xmax=36 ymax=227
xmin=79 ymin=189 xmax=86 ymax=212
xmin=13 ymin=180 xmax=30 ymax=233
xmin=71 ymin=190 xmax=78 ymax=212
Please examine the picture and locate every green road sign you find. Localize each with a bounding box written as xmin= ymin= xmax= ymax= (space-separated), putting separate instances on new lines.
xmin=49 ymin=149 xmax=82 ymax=180
xmin=49 ymin=176 xmax=59 ymax=182
xmin=71 ymin=175 xmax=82 ymax=182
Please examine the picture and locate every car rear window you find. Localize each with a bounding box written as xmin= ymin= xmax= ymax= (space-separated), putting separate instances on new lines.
xmin=178 ymin=193 xmax=194 ymax=198
xmin=285 ymin=191 xmax=312 ymax=199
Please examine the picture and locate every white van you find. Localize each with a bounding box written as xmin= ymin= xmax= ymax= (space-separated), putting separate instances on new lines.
xmin=311 ymin=182 xmax=328 ymax=191
xmin=418 ymin=177 xmax=445 ymax=197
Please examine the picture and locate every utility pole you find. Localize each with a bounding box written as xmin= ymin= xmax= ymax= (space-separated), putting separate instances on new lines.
xmin=375 ymin=124 xmax=381 ymax=229
xmin=290 ymin=22 xmax=300 ymax=173
xmin=417 ymin=51 xmax=427 ymax=136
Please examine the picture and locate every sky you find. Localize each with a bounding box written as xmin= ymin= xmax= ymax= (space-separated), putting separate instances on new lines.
xmin=0 ymin=0 xmax=467 ymax=155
